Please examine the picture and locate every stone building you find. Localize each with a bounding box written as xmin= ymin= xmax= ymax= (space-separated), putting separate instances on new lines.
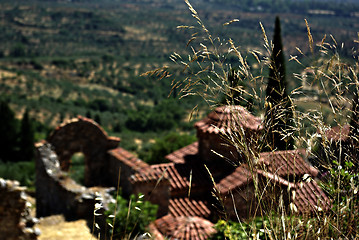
xmin=127 ymin=106 xmax=329 ymax=238
xmin=35 ymin=106 xmax=330 ymax=239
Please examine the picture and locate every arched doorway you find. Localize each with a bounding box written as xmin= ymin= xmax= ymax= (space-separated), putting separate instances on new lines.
xmin=47 ymin=116 xmax=120 ymax=186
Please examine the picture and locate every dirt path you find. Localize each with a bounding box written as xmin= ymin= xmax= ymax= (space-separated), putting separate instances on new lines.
xmin=35 ymin=215 xmax=95 ymax=240
xmin=28 ymin=196 xmax=95 ymax=240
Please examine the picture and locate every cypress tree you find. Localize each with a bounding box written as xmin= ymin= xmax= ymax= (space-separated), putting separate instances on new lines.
xmin=94 ymin=114 xmax=101 ymax=125
xmin=19 ymin=110 xmax=35 ymax=161
xmin=0 ymin=100 xmax=18 ymax=162
xmin=266 ymin=16 xmax=287 ymax=106
xmin=264 ymin=16 xmax=294 ymax=151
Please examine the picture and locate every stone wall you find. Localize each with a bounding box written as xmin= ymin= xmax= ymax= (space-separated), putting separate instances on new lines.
xmin=35 ymin=116 xmax=169 ymax=237
xmin=35 ymin=142 xmax=114 ymax=223
xmin=0 ymin=178 xmax=39 ymax=240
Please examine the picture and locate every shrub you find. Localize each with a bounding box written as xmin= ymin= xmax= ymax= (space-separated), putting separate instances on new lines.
xmin=68 ymin=152 xmax=85 ymax=185
xmin=211 ymin=218 xmax=270 ymax=240
xmin=0 ymin=161 xmax=35 ymax=188
xmin=105 ymin=194 xmax=158 ymax=239
xmin=125 ymin=99 xmax=186 ymax=132
xmin=139 ymin=132 xmax=197 ymax=164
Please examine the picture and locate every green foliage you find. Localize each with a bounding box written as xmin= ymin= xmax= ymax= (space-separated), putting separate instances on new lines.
xmin=0 ymin=101 xmax=37 ymax=163
xmin=94 ymin=114 xmax=101 ymax=125
xmin=106 ymin=194 xmax=158 ymax=239
xmin=0 ymin=161 xmax=35 ymax=188
xmin=211 ymin=217 xmax=272 ymax=240
xmin=68 ymin=153 xmax=85 ymax=185
xmin=167 ymin=2 xmax=359 ymax=239
xmin=0 ymin=0 xmax=357 ymax=145
xmin=88 ymin=99 xmax=111 ymax=112
xmin=139 ymin=132 xmax=197 ymax=164
xmin=319 ymin=158 xmax=359 ymax=238
xmin=125 ymin=99 xmax=185 ymax=132
xmin=10 ymin=43 xmax=26 ymax=57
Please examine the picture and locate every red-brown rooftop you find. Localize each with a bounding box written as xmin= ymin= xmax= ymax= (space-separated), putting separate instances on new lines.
xmin=109 ymin=148 xmax=149 ymax=172
xmin=165 ymin=142 xmax=199 ymax=164
xmin=217 ymin=165 xmax=253 ymax=193
xmin=323 ymin=124 xmax=350 ymax=141
xmin=195 ymin=105 xmax=263 ymax=135
xmin=153 ymin=215 xmax=216 ymax=240
xmin=169 ymin=197 xmax=211 ymax=218
xmin=293 ymin=180 xmax=331 ymax=214
xmin=130 ymin=162 xmax=210 ymax=192
xmin=257 ymin=150 xmax=318 ymax=178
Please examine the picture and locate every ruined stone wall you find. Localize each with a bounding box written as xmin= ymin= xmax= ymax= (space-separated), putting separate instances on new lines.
xmin=35 ymin=142 xmax=114 ymax=222
xmin=0 ymin=178 xmax=39 ymax=240
xmin=47 ymin=117 xmax=120 ymax=187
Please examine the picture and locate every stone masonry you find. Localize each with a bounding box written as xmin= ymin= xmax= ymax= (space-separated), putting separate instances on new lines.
xmin=35 ymin=142 xmax=114 ymax=222
xmin=0 ymin=178 xmax=39 ymax=240
xmin=47 ymin=116 xmax=120 ymax=187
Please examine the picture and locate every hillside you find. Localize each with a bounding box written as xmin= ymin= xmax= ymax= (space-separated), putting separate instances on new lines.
xmin=0 ymin=0 xmax=358 ymax=146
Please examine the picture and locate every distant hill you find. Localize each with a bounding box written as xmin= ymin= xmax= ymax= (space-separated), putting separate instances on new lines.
xmin=0 ymin=0 xmax=358 ymax=147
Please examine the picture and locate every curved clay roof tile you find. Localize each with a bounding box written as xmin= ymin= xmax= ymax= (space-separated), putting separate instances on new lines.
xmin=195 ymin=105 xmax=263 ymax=135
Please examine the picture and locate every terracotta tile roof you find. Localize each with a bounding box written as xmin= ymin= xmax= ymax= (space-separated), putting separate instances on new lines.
xmin=154 ymin=215 xmax=216 ymax=240
xmin=323 ymin=124 xmax=350 ymax=141
xmin=217 ymin=149 xmax=319 ymax=194
xmin=169 ymin=197 xmax=211 ymax=218
xmin=256 ymin=169 xmax=330 ymax=214
xmin=165 ymin=142 xmax=199 ymax=164
xmin=257 ymin=169 xmax=330 ymax=214
xmin=194 ymin=105 xmax=263 ymax=135
xmin=216 ymin=164 xmax=329 ymax=215
xmin=258 ymin=150 xmax=317 ymax=178
xmin=131 ymin=162 xmax=210 ymax=192
xmin=148 ymin=222 xmax=166 ymax=240
xmin=108 ymin=148 xmax=149 ymax=172
xmin=130 ymin=165 xmax=167 ymax=183
xmin=256 ymin=169 xmax=295 ymax=188
xmin=293 ymin=180 xmax=331 ymax=214
xmin=217 ymin=165 xmax=253 ymax=194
